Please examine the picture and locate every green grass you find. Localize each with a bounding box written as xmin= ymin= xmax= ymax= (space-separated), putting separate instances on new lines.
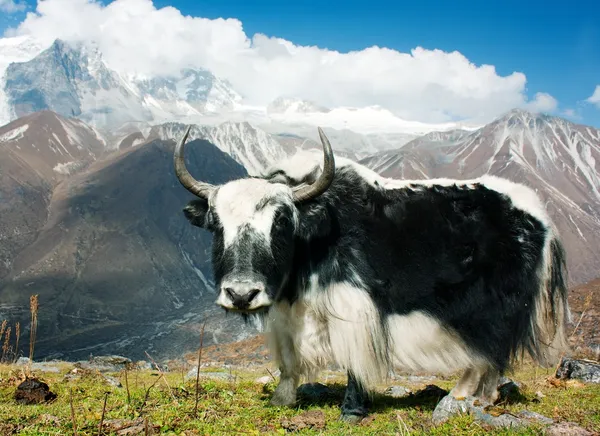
xmin=0 ymin=361 xmax=598 ymax=435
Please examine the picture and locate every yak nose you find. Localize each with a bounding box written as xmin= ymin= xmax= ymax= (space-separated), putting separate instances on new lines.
xmin=218 ymin=280 xmax=267 ymax=311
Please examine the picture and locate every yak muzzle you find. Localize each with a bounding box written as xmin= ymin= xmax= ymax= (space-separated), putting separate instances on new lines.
xmin=215 ymin=279 xmax=272 ymax=312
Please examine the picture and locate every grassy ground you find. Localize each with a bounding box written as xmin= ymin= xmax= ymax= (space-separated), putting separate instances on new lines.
xmin=0 ymin=359 xmax=599 ymax=435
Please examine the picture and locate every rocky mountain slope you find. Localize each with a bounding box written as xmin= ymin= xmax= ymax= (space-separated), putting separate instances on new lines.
xmin=361 ymin=109 xmax=600 ymax=285
xmin=146 ymin=121 xmax=288 ymax=176
xmin=0 ymin=118 xmax=256 ymax=360
xmin=0 ymin=110 xmax=107 ymax=279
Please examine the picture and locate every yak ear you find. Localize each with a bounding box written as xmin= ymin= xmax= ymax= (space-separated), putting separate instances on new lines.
xmin=183 ymin=198 xmax=210 ymax=228
xmin=295 ymin=202 xmax=332 ymax=241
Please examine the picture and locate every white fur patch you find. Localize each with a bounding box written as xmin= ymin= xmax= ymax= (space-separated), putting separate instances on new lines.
xmin=213 ymin=178 xmax=294 ymax=247
xmin=386 ymin=311 xmax=485 ymax=374
xmin=265 ymin=279 xmax=483 ymax=389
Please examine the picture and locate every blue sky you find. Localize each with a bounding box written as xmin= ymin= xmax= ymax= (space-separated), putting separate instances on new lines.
xmin=2 ymin=0 xmax=600 ymax=127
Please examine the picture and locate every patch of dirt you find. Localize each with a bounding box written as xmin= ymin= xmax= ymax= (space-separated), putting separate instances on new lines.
xmin=281 ymin=410 xmax=326 ymax=432
xmin=102 ymin=417 xmax=160 ymax=435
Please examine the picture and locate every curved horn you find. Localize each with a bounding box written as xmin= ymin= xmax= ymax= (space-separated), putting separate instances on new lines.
xmin=173 ymin=125 xmax=216 ymax=199
xmin=292 ymin=127 xmax=336 ymax=203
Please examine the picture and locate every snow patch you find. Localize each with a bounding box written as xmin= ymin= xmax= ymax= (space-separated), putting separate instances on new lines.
xmin=0 ymin=124 xmax=28 ymax=142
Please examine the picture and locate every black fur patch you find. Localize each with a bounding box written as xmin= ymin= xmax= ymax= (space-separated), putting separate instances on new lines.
xmin=279 ymin=166 xmax=554 ymax=372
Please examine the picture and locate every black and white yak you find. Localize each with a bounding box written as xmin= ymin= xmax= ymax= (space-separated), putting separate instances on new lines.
xmin=174 ymin=126 xmax=570 ymax=422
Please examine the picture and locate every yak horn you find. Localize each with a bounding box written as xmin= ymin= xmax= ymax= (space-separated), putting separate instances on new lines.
xmin=292 ymin=127 xmax=336 ymax=203
xmin=173 ymin=125 xmax=216 ymax=199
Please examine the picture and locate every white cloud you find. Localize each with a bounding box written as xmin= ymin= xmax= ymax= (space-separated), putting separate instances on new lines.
xmin=587 ymin=85 xmax=600 ymax=108
xmin=0 ymin=0 xmax=25 ymax=13
xmin=525 ymin=92 xmax=558 ymax=112
xmin=5 ymin=0 xmax=558 ymax=123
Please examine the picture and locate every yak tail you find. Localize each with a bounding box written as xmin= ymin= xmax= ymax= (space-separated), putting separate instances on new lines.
xmin=527 ymin=232 xmax=571 ymax=367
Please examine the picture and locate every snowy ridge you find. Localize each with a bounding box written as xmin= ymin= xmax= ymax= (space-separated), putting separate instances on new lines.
xmin=0 ymin=124 xmax=28 ymax=142
xmin=150 ymin=121 xmax=289 ymax=175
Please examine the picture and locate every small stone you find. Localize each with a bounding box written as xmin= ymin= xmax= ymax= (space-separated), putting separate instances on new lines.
xmin=517 ymin=410 xmax=553 ymax=425
xmin=255 ymin=375 xmax=272 ymax=384
xmin=103 ymin=375 xmax=122 ymax=388
xmin=384 ymin=386 xmax=411 ymax=398
xmin=546 ymin=422 xmax=594 ymax=436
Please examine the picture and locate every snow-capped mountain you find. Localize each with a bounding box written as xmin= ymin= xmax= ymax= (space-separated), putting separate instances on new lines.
xmin=267 ymin=96 xmax=330 ymax=115
xmin=147 ymin=121 xmax=289 ymax=176
xmin=0 ymin=36 xmax=478 ymax=152
xmin=1 ymin=38 xmax=242 ymax=131
xmin=0 ymin=36 xmax=46 ymax=125
xmin=361 ymin=109 xmax=600 ymax=286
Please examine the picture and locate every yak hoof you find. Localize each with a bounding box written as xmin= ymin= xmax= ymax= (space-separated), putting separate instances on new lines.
xmin=339 ymin=413 xmax=366 ymax=424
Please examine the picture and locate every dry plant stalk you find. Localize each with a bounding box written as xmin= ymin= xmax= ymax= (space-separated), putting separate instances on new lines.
xmin=193 ymin=322 xmax=206 ymax=417
xmin=2 ymin=326 xmax=11 ymax=362
xmin=29 ymin=295 xmax=39 ymax=362
xmin=14 ymin=322 xmax=20 ymax=362
xmin=144 ymin=351 xmax=177 ymax=405
xmin=70 ymin=388 xmax=78 ymax=436
xmin=0 ymin=320 xmax=6 ymax=345
xmin=98 ymin=392 xmax=109 ymax=436
xmin=138 ymin=377 xmax=161 ymax=414
xmin=124 ymin=368 xmax=131 ymax=404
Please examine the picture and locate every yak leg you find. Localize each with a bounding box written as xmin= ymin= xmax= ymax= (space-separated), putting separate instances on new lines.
xmin=474 ymin=366 xmax=500 ymax=404
xmin=340 ymin=372 xmax=371 ymax=423
xmin=450 ymin=365 xmax=500 ymax=405
xmin=270 ymin=330 xmax=299 ymax=407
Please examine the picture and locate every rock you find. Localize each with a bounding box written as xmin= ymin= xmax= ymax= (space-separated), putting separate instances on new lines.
xmin=546 ymin=422 xmax=594 ymax=436
xmin=15 ymin=357 xmax=30 ymax=365
xmin=134 ymin=360 xmax=153 ymax=370
xmin=297 ymin=383 xmax=336 ymax=401
xmin=103 ymin=375 xmax=122 ymax=388
xmin=431 ymin=395 xmax=480 ymax=425
xmin=517 ymin=410 xmax=554 ymax=425
xmin=91 ymin=355 xmax=132 ymax=367
xmin=281 ymin=410 xmax=325 ymax=432
xmin=74 ymin=355 xmax=132 ymax=373
xmin=14 ymin=357 xmax=61 ymax=373
xmin=555 ymin=357 xmax=600 ymax=384
xmin=14 ymin=378 xmax=57 ymax=405
xmin=384 ymin=386 xmax=411 ymax=398
xmin=255 ymin=375 xmax=273 ymax=384
xmin=431 ymin=394 xmax=553 ymax=429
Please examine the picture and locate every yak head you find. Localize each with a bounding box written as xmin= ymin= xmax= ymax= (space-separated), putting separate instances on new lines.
xmin=174 ymin=126 xmax=336 ymax=314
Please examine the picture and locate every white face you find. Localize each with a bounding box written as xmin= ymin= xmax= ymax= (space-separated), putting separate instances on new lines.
xmin=212 ymin=178 xmax=296 ymax=248
xmin=205 ymin=178 xmax=298 ymax=313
